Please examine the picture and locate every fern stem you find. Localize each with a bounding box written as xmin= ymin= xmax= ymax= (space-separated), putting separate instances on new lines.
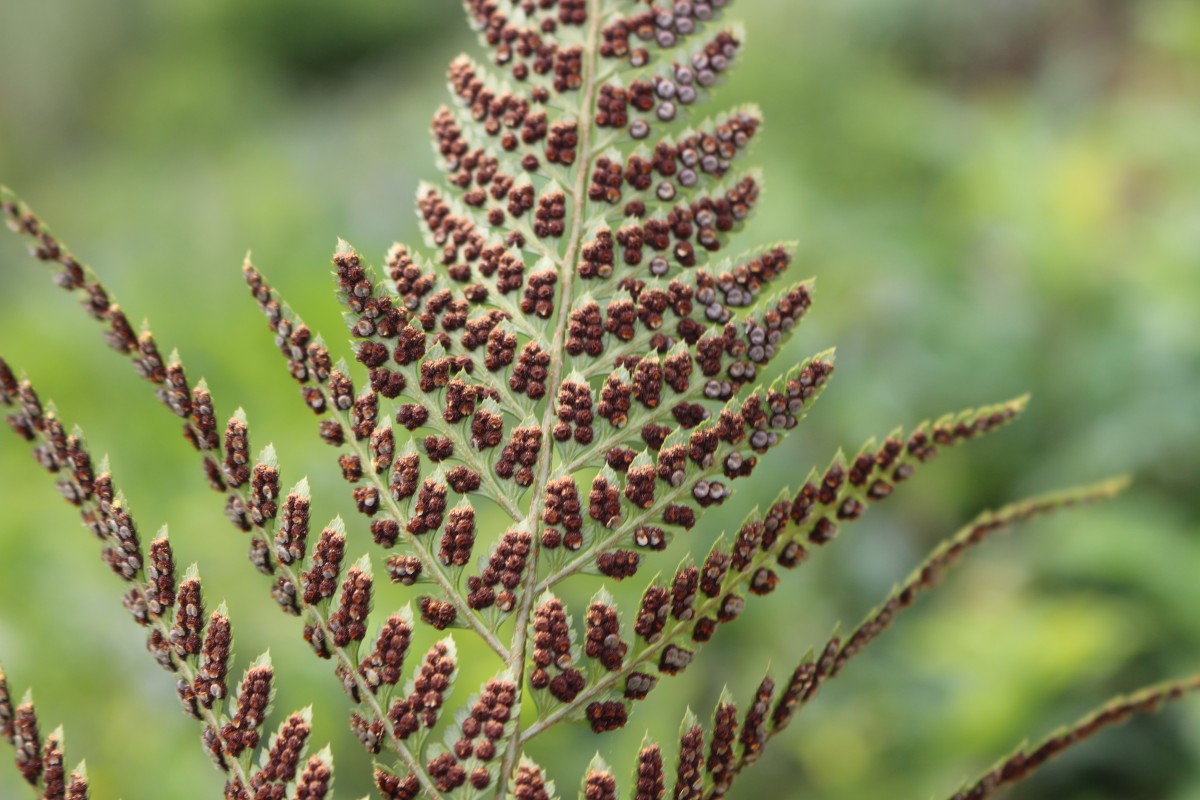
xmin=496 ymin=0 xmax=607 ymax=791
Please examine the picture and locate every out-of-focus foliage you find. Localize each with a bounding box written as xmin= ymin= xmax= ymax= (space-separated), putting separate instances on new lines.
xmin=0 ymin=0 xmax=1197 ymax=798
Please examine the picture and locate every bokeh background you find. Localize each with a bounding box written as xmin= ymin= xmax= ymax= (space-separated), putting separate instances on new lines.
xmin=1 ymin=0 xmax=1198 ymax=798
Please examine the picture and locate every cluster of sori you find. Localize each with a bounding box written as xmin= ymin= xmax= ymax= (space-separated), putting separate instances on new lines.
xmin=0 ymin=667 xmax=89 ymax=799
xmin=3 ymin=0 xmax=1198 ymax=798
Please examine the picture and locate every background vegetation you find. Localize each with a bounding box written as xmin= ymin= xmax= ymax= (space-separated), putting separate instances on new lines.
xmin=1 ymin=0 xmax=1198 ymax=797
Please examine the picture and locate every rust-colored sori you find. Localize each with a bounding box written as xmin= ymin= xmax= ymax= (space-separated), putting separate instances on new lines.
xmin=1 ymin=0 xmax=1197 ymax=798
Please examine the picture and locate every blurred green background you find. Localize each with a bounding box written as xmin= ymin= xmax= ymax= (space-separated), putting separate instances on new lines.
xmin=1 ymin=0 xmax=1198 ymax=798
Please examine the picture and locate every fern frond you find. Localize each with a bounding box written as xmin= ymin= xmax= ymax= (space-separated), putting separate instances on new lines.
xmin=1 ymin=0 xmax=1182 ymax=796
xmin=517 ymin=398 xmax=1025 ymax=744
xmin=0 ymin=361 xmax=332 ymax=797
xmin=0 ymin=196 xmax=454 ymax=792
xmin=242 ymin=259 xmax=516 ymax=658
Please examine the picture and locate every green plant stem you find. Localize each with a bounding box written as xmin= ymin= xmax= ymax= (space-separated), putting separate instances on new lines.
xmin=495 ymin=0 xmax=605 ymax=791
